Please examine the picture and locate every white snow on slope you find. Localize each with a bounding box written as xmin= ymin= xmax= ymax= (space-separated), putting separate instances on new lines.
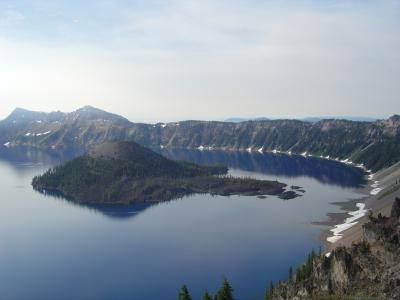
xmin=327 ymin=203 xmax=368 ymax=243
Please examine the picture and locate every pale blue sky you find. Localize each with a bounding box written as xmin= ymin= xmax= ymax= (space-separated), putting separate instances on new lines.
xmin=0 ymin=0 xmax=399 ymax=122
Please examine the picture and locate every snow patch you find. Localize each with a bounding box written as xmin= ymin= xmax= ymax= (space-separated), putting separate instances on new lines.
xmin=370 ymin=188 xmax=382 ymax=195
xmin=35 ymin=131 xmax=51 ymax=136
xmin=371 ymin=181 xmax=379 ymax=188
xmin=25 ymin=131 xmax=51 ymax=137
xmin=370 ymin=180 xmax=381 ymax=195
xmin=327 ymin=203 xmax=368 ymax=243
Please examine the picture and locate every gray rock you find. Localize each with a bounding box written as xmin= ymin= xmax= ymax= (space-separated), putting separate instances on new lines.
xmin=271 ymin=198 xmax=400 ymax=299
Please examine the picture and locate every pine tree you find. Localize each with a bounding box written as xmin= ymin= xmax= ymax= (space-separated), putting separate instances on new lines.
xmin=288 ymin=266 xmax=293 ymax=282
xmin=178 ymin=285 xmax=192 ymax=300
xmin=264 ymin=287 xmax=270 ymax=300
xmin=215 ymin=278 xmax=234 ymax=300
xmin=202 ymin=291 xmax=214 ymax=300
xmin=265 ymin=281 xmax=274 ymax=300
xmin=311 ymin=248 xmax=316 ymax=260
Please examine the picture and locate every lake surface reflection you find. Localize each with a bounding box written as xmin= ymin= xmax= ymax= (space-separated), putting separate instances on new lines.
xmin=0 ymin=146 xmax=364 ymax=300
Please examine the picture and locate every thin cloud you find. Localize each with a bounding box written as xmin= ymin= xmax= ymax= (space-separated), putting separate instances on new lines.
xmin=0 ymin=9 xmax=25 ymax=26
xmin=0 ymin=0 xmax=399 ymax=121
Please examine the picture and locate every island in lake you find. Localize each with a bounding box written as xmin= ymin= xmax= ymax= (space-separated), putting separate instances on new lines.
xmin=32 ymin=141 xmax=300 ymax=203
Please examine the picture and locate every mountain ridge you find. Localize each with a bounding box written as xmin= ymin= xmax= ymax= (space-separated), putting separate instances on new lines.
xmin=1 ymin=106 xmax=399 ymax=172
xmin=225 ymin=116 xmax=379 ymax=123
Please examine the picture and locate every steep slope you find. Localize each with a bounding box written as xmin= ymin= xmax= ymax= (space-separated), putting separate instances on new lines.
xmin=268 ymin=198 xmax=400 ymax=300
xmin=0 ymin=108 xmax=65 ymax=147
xmin=2 ymin=107 xmax=65 ymax=125
xmin=1 ymin=106 xmax=399 ymax=172
xmin=0 ymin=106 xmax=133 ymax=152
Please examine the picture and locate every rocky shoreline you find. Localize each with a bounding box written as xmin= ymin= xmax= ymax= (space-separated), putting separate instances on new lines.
xmin=318 ymin=161 xmax=400 ymax=251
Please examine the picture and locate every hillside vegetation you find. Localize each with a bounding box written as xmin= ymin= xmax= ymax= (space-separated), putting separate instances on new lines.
xmin=2 ymin=106 xmax=399 ymax=172
xmin=32 ymin=141 xmax=291 ymax=203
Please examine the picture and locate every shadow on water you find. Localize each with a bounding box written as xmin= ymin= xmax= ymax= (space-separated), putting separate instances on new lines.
xmin=158 ymin=148 xmax=367 ymax=188
xmin=0 ymin=145 xmax=366 ymax=219
xmin=0 ymin=145 xmax=78 ymax=169
xmin=33 ymin=188 xmax=157 ymax=219
xmin=0 ymin=145 xmax=366 ymax=189
xmin=0 ymin=146 xmax=156 ymax=219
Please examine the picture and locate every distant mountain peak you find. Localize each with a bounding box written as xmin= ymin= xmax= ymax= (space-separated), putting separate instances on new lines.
xmin=69 ymin=105 xmax=130 ymax=124
xmin=8 ymin=107 xmax=36 ymax=117
xmin=76 ymin=105 xmax=103 ymax=112
xmin=4 ymin=107 xmax=62 ymax=124
xmin=11 ymin=107 xmax=31 ymax=113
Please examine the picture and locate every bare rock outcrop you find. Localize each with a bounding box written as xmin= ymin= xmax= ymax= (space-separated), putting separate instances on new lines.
xmin=271 ymin=198 xmax=400 ymax=299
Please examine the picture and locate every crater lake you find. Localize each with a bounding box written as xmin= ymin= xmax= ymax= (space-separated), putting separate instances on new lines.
xmin=0 ymin=147 xmax=365 ymax=300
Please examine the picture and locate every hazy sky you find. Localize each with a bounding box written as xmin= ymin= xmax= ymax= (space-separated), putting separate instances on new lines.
xmin=0 ymin=0 xmax=399 ymax=122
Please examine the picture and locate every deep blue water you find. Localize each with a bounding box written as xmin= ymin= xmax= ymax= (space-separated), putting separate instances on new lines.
xmin=0 ymin=147 xmax=365 ymax=300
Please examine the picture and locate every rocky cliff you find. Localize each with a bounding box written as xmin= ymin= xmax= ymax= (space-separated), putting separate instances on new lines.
xmin=270 ymin=198 xmax=400 ymax=300
xmin=1 ymin=106 xmax=399 ymax=172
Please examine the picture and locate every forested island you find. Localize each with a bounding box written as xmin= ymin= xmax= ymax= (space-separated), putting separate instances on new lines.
xmin=32 ymin=141 xmax=297 ymax=203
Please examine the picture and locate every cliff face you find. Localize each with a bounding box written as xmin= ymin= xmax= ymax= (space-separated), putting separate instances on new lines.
xmin=271 ymin=198 xmax=400 ymax=300
xmin=1 ymin=106 xmax=399 ymax=172
xmin=144 ymin=118 xmax=400 ymax=171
